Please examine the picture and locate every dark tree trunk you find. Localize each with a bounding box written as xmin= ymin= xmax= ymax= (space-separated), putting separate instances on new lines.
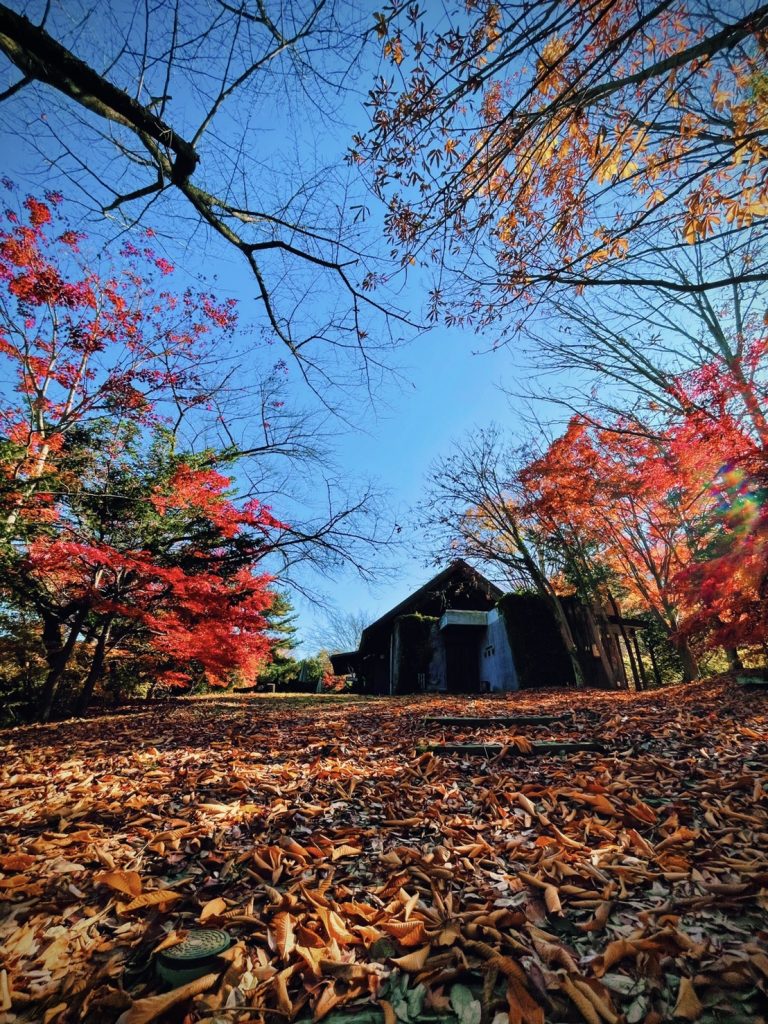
xmin=74 ymin=618 xmax=113 ymax=717
xmin=607 ymin=591 xmax=641 ymax=690
xmin=647 ymin=635 xmax=663 ymax=688
xmin=725 ymin=647 xmax=743 ymax=672
xmin=675 ymin=636 xmax=700 ymax=683
xmin=632 ymin=631 xmax=649 ymax=691
xmin=39 ymin=608 xmax=87 ymax=722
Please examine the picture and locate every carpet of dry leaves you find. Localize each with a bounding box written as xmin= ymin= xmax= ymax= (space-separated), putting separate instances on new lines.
xmin=1 ymin=680 xmax=767 ymax=1024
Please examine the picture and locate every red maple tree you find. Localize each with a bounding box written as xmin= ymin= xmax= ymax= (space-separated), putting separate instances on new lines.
xmin=0 ymin=193 xmax=285 ymax=719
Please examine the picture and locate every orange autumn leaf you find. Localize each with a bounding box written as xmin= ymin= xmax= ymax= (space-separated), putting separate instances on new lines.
xmin=272 ymin=911 xmax=296 ymax=958
xmin=121 ymin=890 xmax=182 ymax=913
xmin=115 ymin=972 xmax=218 ymax=1024
xmin=673 ymin=977 xmax=703 ymax=1021
xmin=390 ymin=944 xmax=431 ymax=971
xmin=199 ymin=896 xmax=227 ymax=922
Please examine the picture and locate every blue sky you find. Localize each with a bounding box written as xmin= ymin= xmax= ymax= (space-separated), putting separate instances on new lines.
xmin=0 ymin=1 xmax=553 ymax=655
xmin=297 ymin=321 xmax=524 ymax=650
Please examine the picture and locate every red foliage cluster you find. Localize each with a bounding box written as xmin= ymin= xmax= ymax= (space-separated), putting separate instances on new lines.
xmin=0 ymin=194 xmax=284 ymax=709
xmin=520 ymin=348 xmax=767 ymax=656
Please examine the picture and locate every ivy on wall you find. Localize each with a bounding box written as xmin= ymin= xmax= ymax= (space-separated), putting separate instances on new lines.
xmin=497 ymin=594 xmax=575 ymax=689
xmin=395 ymin=614 xmax=437 ymax=694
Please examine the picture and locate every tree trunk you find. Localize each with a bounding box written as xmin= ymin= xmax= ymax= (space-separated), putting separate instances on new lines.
xmin=74 ymin=618 xmax=113 ymax=717
xmin=39 ymin=608 xmax=87 ymax=722
xmin=725 ymin=647 xmax=743 ymax=672
xmin=607 ymin=592 xmax=641 ymax=690
xmin=510 ymin=530 xmax=585 ymax=687
xmin=588 ymin=605 xmax=623 ymax=689
xmin=675 ymin=636 xmax=700 ymax=682
xmin=632 ymin=631 xmax=649 ymax=691
xmin=647 ymin=635 xmax=663 ymax=688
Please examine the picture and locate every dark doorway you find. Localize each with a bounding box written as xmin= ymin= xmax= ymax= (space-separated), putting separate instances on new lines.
xmin=445 ymin=635 xmax=480 ymax=692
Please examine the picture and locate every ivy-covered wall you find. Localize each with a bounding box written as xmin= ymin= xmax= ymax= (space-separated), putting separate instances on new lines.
xmin=394 ymin=613 xmax=437 ymax=693
xmin=497 ymin=593 xmax=575 ymax=688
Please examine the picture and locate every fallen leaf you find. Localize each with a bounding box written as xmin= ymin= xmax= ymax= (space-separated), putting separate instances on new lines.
xmin=94 ymin=870 xmax=143 ymax=898
xmin=390 ymin=944 xmax=431 ymax=971
xmin=673 ymin=977 xmax=703 ymax=1021
xmin=115 ymin=972 xmax=218 ymax=1023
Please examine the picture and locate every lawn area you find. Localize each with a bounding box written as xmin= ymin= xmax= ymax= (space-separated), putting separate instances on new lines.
xmin=1 ymin=681 xmax=766 ymax=1024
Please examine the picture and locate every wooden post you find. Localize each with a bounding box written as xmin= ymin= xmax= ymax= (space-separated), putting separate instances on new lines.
xmin=646 ymin=634 xmax=663 ymax=688
xmin=631 ymin=631 xmax=649 ymax=691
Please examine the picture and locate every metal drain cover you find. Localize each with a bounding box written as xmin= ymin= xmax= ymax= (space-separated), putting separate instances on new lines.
xmin=157 ymin=929 xmax=231 ymax=987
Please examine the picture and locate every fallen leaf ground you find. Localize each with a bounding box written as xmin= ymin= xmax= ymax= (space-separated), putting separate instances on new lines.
xmin=1 ymin=680 xmax=767 ymax=1024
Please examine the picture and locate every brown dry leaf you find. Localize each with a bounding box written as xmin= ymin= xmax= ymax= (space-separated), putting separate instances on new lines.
xmin=544 ymin=885 xmax=562 ymax=916
xmin=507 ymin=976 xmax=545 ymax=1024
xmin=570 ymin=978 xmax=619 ymax=1024
xmin=331 ymin=843 xmax=362 ymax=861
xmin=199 ymin=896 xmax=227 ymax=922
xmin=560 ymin=976 xmax=602 ymax=1024
xmin=43 ymin=1003 xmax=68 ymax=1024
xmin=379 ymin=999 xmax=398 ymax=1024
xmin=3 ymin=677 xmax=767 ymax=1024
xmin=0 ymin=969 xmax=12 ymax=1012
xmin=151 ymin=931 xmax=186 ymax=954
xmin=593 ymin=937 xmax=640 ymax=976
xmin=313 ymin=985 xmax=342 ymax=1021
xmin=625 ymin=800 xmax=657 ymax=824
xmin=0 ymin=853 xmax=35 ymax=870
xmin=511 ymin=736 xmax=533 ymax=754
xmin=563 ymin=791 xmax=618 ymax=817
xmin=94 ymin=869 xmax=143 ymax=898
xmin=530 ymin=931 xmax=578 ymax=972
xmin=121 ymin=889 xmax=182 ymax=913
xmin=673 ymin=977 xmax=703 ymax=1021
xmin=579 ymin=900 xmax=612 ymax=933
xmin=274 ymin=967 xmax=294 ymax=1017
xmin=272 ymin=911 xmax=296 ymax=958
xmin=390 ymin=944 xmax=431 ymax=971
xmin=114 ymin=971 xmax=218 ymax=1024
xmin=317 ymin=906 xmax=357 ymax=945
xmin=0 ymin=874 xmax=31 ymax=889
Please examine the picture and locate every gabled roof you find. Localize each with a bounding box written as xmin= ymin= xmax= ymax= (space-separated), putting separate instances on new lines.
xmin=359 ymin=559 xmax=503 ymax=651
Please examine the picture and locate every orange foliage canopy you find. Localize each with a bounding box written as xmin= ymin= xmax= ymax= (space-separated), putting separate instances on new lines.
xmin=361 ymin=1 xmax=768 ymax=324
xmin=520 ymin=357 xmax=767 ymax=651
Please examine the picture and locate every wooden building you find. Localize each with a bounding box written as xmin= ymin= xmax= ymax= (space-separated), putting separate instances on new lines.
xmin=331 ymin=560 xmax=651 ymax=695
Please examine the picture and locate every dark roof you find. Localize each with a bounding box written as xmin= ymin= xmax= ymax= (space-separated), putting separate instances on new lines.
xmin=359 ymin=559 xmax=503 ymax=650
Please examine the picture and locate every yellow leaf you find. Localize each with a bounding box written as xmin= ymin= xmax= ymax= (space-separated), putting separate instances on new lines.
xmin=199 ymin=896 xmax=227 ymax=922
xmin=94 ymin=870 xmax=143 ymax=898
xmin=122 ymin=889 xmax=182 ymax=913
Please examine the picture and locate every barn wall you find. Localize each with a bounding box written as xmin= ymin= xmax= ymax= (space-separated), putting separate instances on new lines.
xmin=480 ymin=609 xmax=518 ymax=691
xmin=428 ymin=624 xmax=448 ymax=691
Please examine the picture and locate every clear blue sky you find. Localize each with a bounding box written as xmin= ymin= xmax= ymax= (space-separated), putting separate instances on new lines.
xmin=0 ymin=1 xmax=556 ymax=655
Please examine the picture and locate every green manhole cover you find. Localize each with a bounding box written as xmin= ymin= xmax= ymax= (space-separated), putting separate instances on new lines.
xmin=156 ymin=929 xmax=231 ymax=987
